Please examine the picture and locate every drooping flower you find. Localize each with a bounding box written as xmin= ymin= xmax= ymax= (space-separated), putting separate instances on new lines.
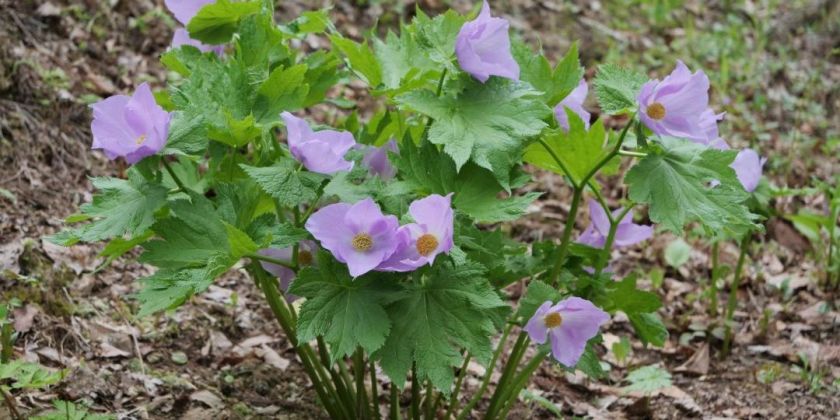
xmin=555 ymin=79 xmax=591 ymax=131
xmin=90 ymin=83 xmax=171 ymax=164
xmin=524 ymin=298 xmax=610 ymax=366
xmin=377 ymin=194 xmax=455 ymax=272
xmin=637 ymin=60 xmax=712 ymax=142
xmin=171 ymin=28 xmax=225 ymax=55
xmin=164 ymin=0 xmax=214 ymax=25
xmin=258 ymin=241 xmax=318 ymax=302
xmin=361 ymin=140 xmax=399 ymax=180
xmin=281 ymin=112 xmax=356 ymax=175
xmin=731 ymin=148 xmax=766 ymax=193
xmin=305 ymin=198 xmax=401 ymax=277
xmin=455 ymin=1 xmax=520 ymax=83
xmin=698 ymin=109 xmax=729 ymax=149
xmin=577 ymin=200 xmax=653 ymax=248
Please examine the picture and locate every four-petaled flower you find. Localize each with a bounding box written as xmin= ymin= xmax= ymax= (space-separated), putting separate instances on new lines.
xmin=305 ymin=198 xmax=401 ymax=277
xmin=378 ymin=194 xmax=455 ymax=272
xmin=258 ymin=241 xmax=318 ymax=302
xmin=361 ymin=140 xmax=399 ymax=180
xmin=282 ymin=112 xmax=356 ymax=175
xmin=524 ymin=298 xmax=610 ymax=366
xmin=637 ymin=60 xmax=712 ymax=143
xmin=577 ymin=200 xmax=653 ymax=249
xmin=455 ymin=0 xmax=520 ymax=83
xmin=731 ymin=148 xmax=766 ymax=193
xmin=90 ymin=83 xmax=171 ymax=164
xmin=555 ymin=79 xmax=591 ymax=131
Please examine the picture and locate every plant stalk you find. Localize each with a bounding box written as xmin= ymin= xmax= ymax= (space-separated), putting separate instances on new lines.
xmin=161 ymin=158 xmax=188 ymax=193
xmin=709 ymin=241 xmax=720 ymax=316
xmin=456 ymin=324 xmax=511 ymax=420
xmin=723 ymin=235 xmax=750 ymax=356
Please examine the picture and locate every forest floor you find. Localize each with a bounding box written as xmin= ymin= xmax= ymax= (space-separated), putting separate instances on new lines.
xmin=1 ymin=0 xmax=839 ymax=418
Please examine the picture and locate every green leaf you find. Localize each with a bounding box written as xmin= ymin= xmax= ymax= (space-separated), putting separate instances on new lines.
xmin=32 ymin=400 xmax=114 ymax=420
xmin=263 ymin=223 xmax=310 ymax=249
xmin=289 ymin=253 xmax=394 ymax=361
xmin=396 ymin=78 xmax=551 ymax=189
xmin=593 ymin=64 xmax=647 ymax=115
xmin=0 ymin=360 xmax=65 ymax=389
xmin=224 ymin=222 xmax=258 ymax=258
xmin=514 ymin=41 xmax=583 ymax=106
xmin=98 ymin=230 xmax=154 ymax=269
xmin=164 ymin=110 xmax=210 ymax=156
xmin=241 ymin=159 xmax=326 ymax=208
xmin=186 ymin=0 xmax=261 ymax=44
xmin=622 ymin=365 xmax=672 ymax=394
xmin=373 ymin=30 xmax=438 ymax=91
xmin=330 ymin=36 xmax=382 ymax=87
xmin=453 ymin=164 xmax=542 ymax=223
xmin=625 ymin=137 xmax=759 ymax=236
xmin=254 ymin=64 xmax=309 ymax=120
xmin=237 ymin=14 xmax=290 ymax=68
xmin=574 ymin=340 xmax=606 ymax=379
xmin=410 ymin=10 xmax=466 ymax=71
xmin=136 ymin=255 xmax=233 ymax=316
xmin=664 ymin=238 xmax=692 ymax=268
xmin=376 ymin=262 xmax=508 ymax=392
xmin=516 ymin=279 xmax=561 ymax=321
xmin=524 ymin=115 xmax=610 ymax=185
xmin=207 ymin=112 xmax=261 ymax=147
xmin=601 ymin=276 xmax=662 ymax=314
xmin=627 ymin=312 xmax=668 ymax=347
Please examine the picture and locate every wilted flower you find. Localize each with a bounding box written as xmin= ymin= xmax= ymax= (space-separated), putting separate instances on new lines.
xmin=555 ymin=79 xmax=590 ymax=131
xmin=164 ymin=0 xmax=214 ymax=25
xmin=171 ymin=28 xmax=225 ymax=55
xmin=731 ymin=148 xmax=766 ymax=193
xmin=258 ymin=241 xmax=318 ymax=302
xmin=281 ymin=112 xmax=355 ymax=175
xmin=637 ymin=61 xmax=712 ymax=142
xmin=305 ymin=199 xmax=401 ymax=277
xmin=578 ymin=200 xmax=653 ymax=248
xmin=90 ymin=83 xmax=171 ymax=164
xmin=524 ymin=298 xmax=610 ymax=366
xmin=455 ymin=1 xmax=520 ymax=83
xmin=377 ymin=194 xmax=454 ymax=271
xmin=361 ymin=140 xmax=399 ymax=180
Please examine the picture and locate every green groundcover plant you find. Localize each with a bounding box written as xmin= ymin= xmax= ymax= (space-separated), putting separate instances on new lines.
xmin=51 ymin=0 xmax=765 ymax=417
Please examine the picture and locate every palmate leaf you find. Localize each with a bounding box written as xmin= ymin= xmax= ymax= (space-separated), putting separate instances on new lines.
xmin=409 ymin=9 xmax=466 ymax=72
xmin=514 ymin=41 xmax=584 ymax=106
xmin=373 ymin=30 xmax=438 ymax=91
xmin=136 ymin=255 xmax=234 ymax=317
xmin=622 ymin=365 xmax=672 ymax=394
xmin=376 ymin=262 xmax=508 ymax=392
xmin=289 ymin=253 xmax=396 ymax=361
xmin=396 ymin=77 xmax=551 ymax=189
xmin=593 ymin=64 xmax=648 ymax=115
xmin=625 ymin=136 xmax=759 ymax=236
xmin=0 ymin=360 xmax=65 ymax=389
xmin=524 ymin=113 xmax=611 ymax=186
xmin=241 ymin=158 xmax=326 ymax=208
xmin=186 ymin=0 xmax=261 ymax=44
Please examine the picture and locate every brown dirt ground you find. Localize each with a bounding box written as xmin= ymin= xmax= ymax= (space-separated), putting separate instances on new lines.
xmin=1 ymin=0 xmax=838 ymax=419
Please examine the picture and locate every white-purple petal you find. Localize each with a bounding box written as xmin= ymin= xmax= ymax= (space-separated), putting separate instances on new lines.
xmin=455 ymin=1 xmax=520 ymax=83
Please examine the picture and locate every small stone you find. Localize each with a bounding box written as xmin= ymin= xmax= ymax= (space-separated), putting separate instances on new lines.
xmin=171 ymin=351 xmax=188 ymax=365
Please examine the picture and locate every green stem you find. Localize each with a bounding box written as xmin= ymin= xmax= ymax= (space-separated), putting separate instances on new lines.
xmin=548 ymin=187 xmax=583 ymax=285
xmin=495 ymin=351 xmax=549 ymax=420
xmin=618 ymin=149 xmax=647 ymax=158
xmin=370 ymin=359 xmax=381 ymax=420
xmin=456 ymin=324 xmax=511 ymax=420
xmin=420 ymin=69 xmax=448 ymax=145
xmin=828 ymin=204 xmax=838 ymax=287
xmin=318 ymin=337 xmax=357 ymax=416
xmin=300 ymin=188 xmax=325 ymax=225
xmin=587 ymin=181 xmax=615 ymax=224
xmin=390 ymin=385 xmax=402 ymax=420
xmin=443 ymin=354 xmax=471 ymax=420
xmin=355 ymin=348 xmax=371 ymax=420
xmin=1 ymin=323 xmax=13 ymax=363
xmin=339 ymin=359 xmax=357 ymax=401
xmin=410 ymin=364 xmax=420 ymax=420
xmin=161 ymin=159 xmax=187 ymax=193
xmin=709 ymin=241 xmax=720 ymax=316
xmin=424 ymin=380 xmax=435 ymax=419
xmin=484 ymin=333 xmax=528 ymax=417
xmin=723 ymin=235 xmax=750 ymax=356
xmin=247 ymin=253 xmax=296 ymax=270
xmin=594 ymin=205 xmax=633 ymax=276
xmin=538 ymin=138 xmax=576 ymax=183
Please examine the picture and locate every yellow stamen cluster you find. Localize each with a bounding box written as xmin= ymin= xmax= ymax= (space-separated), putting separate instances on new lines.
xmin=351 ymin=233 xmax=373 ymax=252
xmin=646 ymin=102 xmax=666 ymax=120
xmin=416 ymin=234 xmax=439 ymax=257
xmin=135 ymin=134 xmax=147 ymax=145
xmin=543 ymin=312 xmax=563 ymax=329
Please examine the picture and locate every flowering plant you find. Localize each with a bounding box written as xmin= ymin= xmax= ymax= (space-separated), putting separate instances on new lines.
xmin=52 ymin=0 xmax=763 ymax=417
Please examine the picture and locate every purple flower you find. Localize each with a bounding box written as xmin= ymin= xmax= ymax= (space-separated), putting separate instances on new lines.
xmin=524 ymin=297 xmax=610 ymax=366
xmin=165 ymin=0 xmax=214 ymax=25
xmin=377 ymin=194 xmax=455 ymax=272
xmin=555 ymin=79 xmax=590 ymax=131
xmin=577 ymin=200 xmax=653 ymax=248
xmin=281 ymin=112 xmax=356 ymax=175
xmin=455 ymin=1 xmax=520 ymax=83
xmin=731 ymin=148 xmax=766 ymax=193
xmin=305 ymin=198 xmax=401 ymax=277
xmin=90 ymin=83 xmax=171 ymax=164
xmin=258 ymin=241 xmax=318 ymax=302
xmin=360 ymin=140 xmax=399 ymax=180
xmin=171 ymin=28 xmax=225 ymax=55
xmin=637 ymin=60 xmax=712 ymax=142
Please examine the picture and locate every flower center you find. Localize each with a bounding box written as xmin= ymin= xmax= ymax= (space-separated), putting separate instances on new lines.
xmin=416 ymin=234 xmax=439 ymax=257
xmin=135 ymin=134 xmax=147 ymax=145
xmin=543 ymin=312 xmax=563 ymax=329
xmin=298 ymin=250 xmax=313 ymax=266
xmin=646 ymin=102 xmax=666 ymax=120
xmin=351 ymin=233 xmax=373 ymax=252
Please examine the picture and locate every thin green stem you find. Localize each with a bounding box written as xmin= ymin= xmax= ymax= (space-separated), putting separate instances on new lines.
xmin=594 ymin=205 xmax=634 ymax=276
xmin=420 ymin=69 xmax=448 ymax=145
xmin=424 ymin=380 xmax=435 ymax=419
xmin=1 ymin=322 xmax=13 ymax=363
xmin=537 ymin=138 xmax=576 ymax=184
xmin=495 ymin=351 xmax=549 ymax=420
xmin=709 ymin=241 xmax=720 ymax=316
xmin=828 ymin=204 xmax=838 ymax=287
xmin=587 ymin=181 xmax=615 ymax=224
xmin=339 ymin=359 xmax=357 ymax=401
xmin=355 ymin=348 xmax=372 ymax=420
xmin=618 ymin=149 xmax=647 ymax=158
xmin=443 ymin=354 xmax=471 ymax=419
xmin=456 ymin=324 xmax=511 ymax=420
xmin=247 ymin=253 xmax=295 ymax=270
xmin=161 ymin=159 xmax=187 ymax=193
xmin=484 ymin=333 xmax=528 ymax=417
xmin=723 ymin=235 xmax=750 ymax=356
xmin=390 ymin=385 xmax=402 ymax=420
xmin=548 ymin=187 xmax=583 ymax=285
xmin=410 ymin=364 xmax=420 ymax=420
xmin=318 ymin=337 xmax=357 ymax=416
xmin=300 ymin=188 xmax=325 ymax=225
xmin=370 ymin=359 xmax=381 ymax=420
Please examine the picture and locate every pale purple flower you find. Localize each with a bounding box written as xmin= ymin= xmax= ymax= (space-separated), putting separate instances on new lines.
xmin=90 ymin=83 xmax=171 ymax=164
xmin=555 ymin=79 xmax=590 ymax=131
xmin=524 ymin=297 xmax=610 ymax=366
xmin=305 ymin=198 xmax=401 ymax=277
xmin=165 ymin=0 xmax=214 ymax=25
xmin=377 ymin=194 xmax=454 ymax=272
xmin=637 ymin=60 xmax=712 ymax=142
xmin=282 ymin=112 xmax=356 ymax=175
xmin=578 ymin=200 xmax=653 ymax=248
xmin=455 ymin=1 xmax=520 ymax=83
xmin=361 ymin=140 xmax=399 ymax=180
xmin=258 ymin=241 xmax=318 ymax=302
xmin=731 ymin=149 xmax=766 ymax=193
xmin=171 ymin=28 xmax=225 ymax=55
xmin=698 ymin=109 xmax=729 ymax=149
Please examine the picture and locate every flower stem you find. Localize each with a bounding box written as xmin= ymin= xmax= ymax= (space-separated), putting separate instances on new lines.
xmin=456 ymin=324 xmax=511 ymax=420
xmin=443 ymin=353 xmax=471 ymax=419
xmin=370 ymin=359 xmax=382 ymax=420
xmin=1 ymin=322 xmax=13 ymax=363
xmin=484 ymin=332 xmax=528 ymax=418
xmin=161 ymin=158 xmax=187 ymax=193
xmin=723 ymin=234 xmax=751 ymax=356
xmin=618 ymin=149 xmax=647 ymax=158
xmin=355 ymin=348 xmax=372 ymax=419
xmin=246 ymin=253 xmax=296 ymax=270
xmin=548 ymin=186 xmax=583 ymax=285
xmin=709 ymin=241 xmax=720 ymax=316
xmin=410 ymin=364 xmax=420 ymax=420
xmin=390 ymin=385 xmax=401 ymax=420
xmin=594 ymin=205 xmax=633 ymax=276
xmin=495 ymin=350 xmax=549 ymax=420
